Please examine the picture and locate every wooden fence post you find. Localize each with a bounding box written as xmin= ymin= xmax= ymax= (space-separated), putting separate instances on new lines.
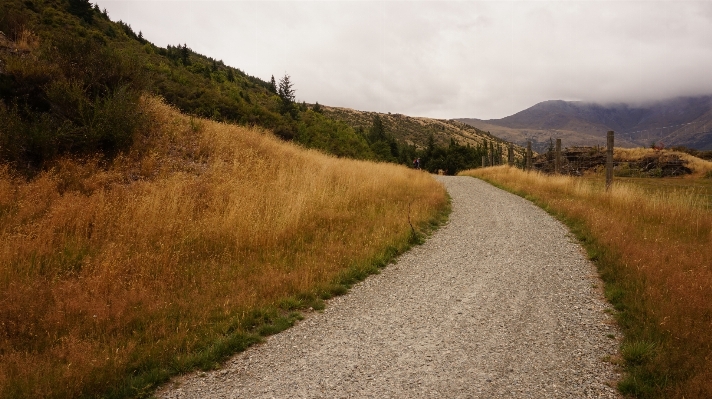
xmin=526 ymin=141 xmax=532 ymax=171
xmin=606 ymin=131 xmax=614 ymax=191
xmin=555 ymin=138 xmax=561 ymax=174
xmin=508 ymin=144 xmax=514 ymax=166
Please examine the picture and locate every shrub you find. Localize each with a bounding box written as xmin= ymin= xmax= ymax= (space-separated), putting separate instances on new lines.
xmin=0 ymin=32 xmax=146 ymax=171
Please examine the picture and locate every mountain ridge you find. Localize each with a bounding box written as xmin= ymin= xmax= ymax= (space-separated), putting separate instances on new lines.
xmin=457 ymin=96 xmax=712 ymax=152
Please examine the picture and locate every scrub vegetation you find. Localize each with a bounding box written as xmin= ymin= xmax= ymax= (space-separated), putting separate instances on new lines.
xmin=461 ymin=165 xmax=712 ymax=399
xmin=0 ymin=0 xmax=380 ymax=171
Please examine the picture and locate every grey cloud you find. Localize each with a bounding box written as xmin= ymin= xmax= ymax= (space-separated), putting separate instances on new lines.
xmin=97 ymin=1 xmax=712 ymax=119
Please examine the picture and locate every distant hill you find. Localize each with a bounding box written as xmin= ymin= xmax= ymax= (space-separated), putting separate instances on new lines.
xmin=458 ymin=96 xmax=712 ymax=152
xmin=323 ymin=105 xmax=521 ymax=152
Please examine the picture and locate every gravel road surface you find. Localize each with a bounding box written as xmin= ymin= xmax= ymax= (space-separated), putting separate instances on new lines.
xmin=158 ymin=176 xmax=621 ymax=398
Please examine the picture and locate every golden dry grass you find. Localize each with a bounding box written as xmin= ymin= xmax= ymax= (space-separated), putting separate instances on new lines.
xmin=0 ymin=97 xmax=448 ymax=398
xmin=15 ymin=29 xmax=40 ymax=52
xmin=461 ymin=166 xmax=712 ymax=398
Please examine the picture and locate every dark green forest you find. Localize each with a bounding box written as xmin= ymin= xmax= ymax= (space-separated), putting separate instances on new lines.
xmin=0 ymin=0 xmax=507 ymax=174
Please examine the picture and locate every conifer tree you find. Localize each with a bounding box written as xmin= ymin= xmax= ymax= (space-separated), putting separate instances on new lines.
xmin=426 ymin=134 xmax=435 ymax=159
xmin=180 ymin=44 xmax=190 ymax=65
xmin=269 ymin=75 xmax=277 ymax=94
xmin=368 ymin=114 xmax=386 ymax=142
xmin=68 ymin=0 xmax=94 ymax=23
xmin=278 ymin=74 xmax=296 ymax=117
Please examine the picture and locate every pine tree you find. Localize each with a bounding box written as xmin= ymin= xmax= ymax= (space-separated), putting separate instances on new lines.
xmin=368 ymin=114 xmax=386 ymax=142
xmin=426 ymin=134 xmax=435 ymax=159
xmin=278 ymin=74 xmax=296 ymax=117
xmin=269 ymin=75 xmax=277 ymax=94
xmin=68 ymin=0 xmax=94 ymax=23
xmin=180 ymin=44 xmax=190 ymax=65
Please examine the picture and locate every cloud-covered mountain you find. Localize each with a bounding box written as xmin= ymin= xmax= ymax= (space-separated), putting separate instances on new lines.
xmin=458 ymin=96 xmax=712 ymax=152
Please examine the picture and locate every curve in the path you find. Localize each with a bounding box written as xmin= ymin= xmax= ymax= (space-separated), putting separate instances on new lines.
xmin=159 ymin=176 xmax=620 ymax=399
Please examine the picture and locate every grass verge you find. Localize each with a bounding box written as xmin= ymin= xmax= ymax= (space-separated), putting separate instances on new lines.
xmin=113 ymin=203 xmax=450 ymax=399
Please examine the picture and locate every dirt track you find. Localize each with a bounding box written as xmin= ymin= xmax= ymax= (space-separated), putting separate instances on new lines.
xmin=158 ymin=176 xmax=620 ymax=398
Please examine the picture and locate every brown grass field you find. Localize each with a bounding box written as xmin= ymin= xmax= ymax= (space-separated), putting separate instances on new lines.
xmin=461 ymin=165 xmax=712 ymax=398
xmin=0 ymin=97 xmax=448 ymax=398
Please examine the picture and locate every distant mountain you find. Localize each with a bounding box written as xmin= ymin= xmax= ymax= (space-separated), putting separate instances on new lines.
xmin=457 ymin=96 xmax=712 ymax=152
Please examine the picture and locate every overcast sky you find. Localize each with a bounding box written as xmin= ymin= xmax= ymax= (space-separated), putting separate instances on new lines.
xmin=95 ymin=1 xmax=712 ymax=120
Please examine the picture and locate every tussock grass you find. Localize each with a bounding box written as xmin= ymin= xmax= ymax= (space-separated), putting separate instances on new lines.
xmin=0 ymin=97 xmax=448 ymax=398
xmin=461 ymin=166 xmax=712 ymax=399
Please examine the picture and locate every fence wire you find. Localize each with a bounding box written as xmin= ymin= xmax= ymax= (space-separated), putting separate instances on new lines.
xmin=521 ymin=146 xmax=692 ymax=178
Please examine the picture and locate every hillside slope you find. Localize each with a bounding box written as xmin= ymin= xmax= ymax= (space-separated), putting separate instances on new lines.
xmin=0 ymin=0 xmax=386 ymax=171
xmin=323 ymin=105 xmax=526 ymax=155
xmin=1 ymin=0 xmax=527 ymax=175
xmin=459 ymin=96 xmax=712 ymax=152
xmin=0 ymin=2 xmax=455 ymax=397
xmin=0 ymin=97 xmax=448 ymax=399
xmin=325 ymin=105 xmax=496 ymax=147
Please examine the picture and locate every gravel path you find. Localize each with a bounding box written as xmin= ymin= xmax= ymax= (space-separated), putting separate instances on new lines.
xmin=158 ymin=176 xmax=621 ymax=398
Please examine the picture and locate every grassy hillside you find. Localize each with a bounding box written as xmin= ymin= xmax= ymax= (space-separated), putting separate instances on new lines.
xmin=0 ymin=97 xmax=449 ymax=398
xmin=323 ymin=106 xmax=527 ymax=173
xmin=462 ymin=166 xmax=712 ymax=398
xmin=0 ymin=0 xmax=384 ymax=172
xmin=1 ymin=0 xmax=529 ymax=176
xmin=0 ymin=1 xmax=453 ymax=397
xmin=324 ymin=105 xmax=517 ymax=149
